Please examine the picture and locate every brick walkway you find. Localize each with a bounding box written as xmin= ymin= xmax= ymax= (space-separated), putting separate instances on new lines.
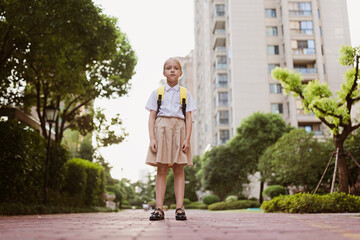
xmin=0 ymin=210 xmax=359 ymax=240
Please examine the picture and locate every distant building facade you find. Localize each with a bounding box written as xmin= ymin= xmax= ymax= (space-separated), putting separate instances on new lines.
xmin=193 ymin=0 xmax=351 ymax=155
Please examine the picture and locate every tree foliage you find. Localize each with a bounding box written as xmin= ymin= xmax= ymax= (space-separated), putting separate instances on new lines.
xmin=272 ymin=45 xmax=360 ymax=192
xmin=202 ymin=145 xmax=249 ymax=200
xmin=259 ymin=129 xmax=333 ymax=192
xmin=0 ymin=0 xmax=137 ymax=146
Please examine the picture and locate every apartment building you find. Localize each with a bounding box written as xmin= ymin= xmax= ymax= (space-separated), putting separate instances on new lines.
xmin=193 ymin=0 xmax=351 ymax=155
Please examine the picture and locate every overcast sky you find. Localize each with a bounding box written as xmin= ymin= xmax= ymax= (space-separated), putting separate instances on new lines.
xmin=93 ymin=0 xmax=360 ymax=182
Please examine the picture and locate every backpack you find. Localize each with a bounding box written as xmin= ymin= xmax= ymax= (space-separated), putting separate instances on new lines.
xmin=156 ymin=85 xmax=187 ymax=120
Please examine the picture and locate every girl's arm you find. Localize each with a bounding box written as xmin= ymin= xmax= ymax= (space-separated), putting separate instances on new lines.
xmin=182 ymin=111 xmax=192 ymax=153
xmin=148 ymin=110 xmax=158 ymax=152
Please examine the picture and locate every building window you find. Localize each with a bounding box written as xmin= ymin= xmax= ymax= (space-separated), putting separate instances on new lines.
xmin=217 ymin=92 xmax=228 ymax=106
xmin=290 ymin=21 xmax=313 ymax=34
xmin=216 ymin=74 xmax=228 ymax=87
xmin=216 ymin=111 xmax=229 ymax=125
xmin=265 ymin=9 xmax=276 ymax=18
xmin=268 ymin=64 xmax=280 ymax=73
xmin=215 ymin=4 xmax=225 ymax=16
xmin=218 ymin=129 xmax=230 ymax=144
xmin=271 ymin=103 xmax=283 ymax=114
xmin=291 ymin=40 xmax=315 ymax=54
xmin=267 ymin=45 xmax=279 ymax=55
xmin=270 ymin=84 xmax=282 ymax=94
xmin=216 ymin=56 xmax=227 ymax=69
xmin=289 ymin=2 xmax=312 ymax=16
xmin=266 ymin=26 xmax=278 ymax=36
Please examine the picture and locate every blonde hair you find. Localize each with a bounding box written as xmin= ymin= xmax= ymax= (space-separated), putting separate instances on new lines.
xmin=163 ymin=57 xmax=183 ymax=73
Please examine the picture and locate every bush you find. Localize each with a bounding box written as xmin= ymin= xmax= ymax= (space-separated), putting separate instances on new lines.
xmin=186 ymin=202 xmax=208 ymax=209
xmin=183 ymin=198 xmax=192 ymax=206
xmin=208 ymin=200 xmax=260 ymax=211
xmin=63 ymin=158 xmax=105 ymax=206
xmin=225 ymin=195 xmax=238 ymax=203
xmin=261 ymin=192 xmax=360 ymax=213
xmin=263 ymin=185 xmax=287 ymax=199
xmin=0 ymin=202 xmax=115 ymax=216
xmin=170 ymin=202 xmax=208 ymax=210
xmin=0 ymin=120 xmax=46 ymax=203
xmin=203 ymin=195 xmax=220 ymax=205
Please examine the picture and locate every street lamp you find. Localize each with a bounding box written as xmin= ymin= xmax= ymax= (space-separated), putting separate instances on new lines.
xmin=44 ymin=104 xmax=59 ymax=204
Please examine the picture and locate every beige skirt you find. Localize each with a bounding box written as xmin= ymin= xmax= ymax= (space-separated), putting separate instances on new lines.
xmin=146 ymin=117 xmax=192 ymax=167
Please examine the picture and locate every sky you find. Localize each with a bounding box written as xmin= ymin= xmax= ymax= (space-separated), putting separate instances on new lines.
xmin=92 ymin=0 xmax=360 ymax=183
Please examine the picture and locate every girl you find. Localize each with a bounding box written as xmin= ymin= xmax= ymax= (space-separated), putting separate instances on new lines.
xmin=145 ymin=57 xmax=196 ymax=221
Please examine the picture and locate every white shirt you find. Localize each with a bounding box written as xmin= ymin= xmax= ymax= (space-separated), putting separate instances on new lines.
xmin=145 ymin=83 xmax=197 ymax=119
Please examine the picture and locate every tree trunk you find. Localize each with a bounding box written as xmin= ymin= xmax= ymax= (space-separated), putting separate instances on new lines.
xmin=334 ymin=136 xmax=350 ymax=193
xmin=259 ymin=181 xmax=264 ymax=203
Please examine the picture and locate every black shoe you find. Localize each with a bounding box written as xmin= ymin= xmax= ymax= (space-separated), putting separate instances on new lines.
xmin=175 ymin=208 xmax=187 ymax=220
xmin=149 ymin=208 xmax=165 ymax=221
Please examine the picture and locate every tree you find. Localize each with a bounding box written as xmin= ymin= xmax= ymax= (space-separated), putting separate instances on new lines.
xmin=272 ymin=46 xmax=360 ymax=193
xmin=202 ymin=145 xmax=249 ymax=200
xmin=164 ymin=156 xmax=201 ymax=205
xmin=1 ymin=0 xmax=137 ymax=146
xmin=259 ymin=129 xmax=333 ymax=192
xmin=228 ymin=112 xmax=290 ymax=202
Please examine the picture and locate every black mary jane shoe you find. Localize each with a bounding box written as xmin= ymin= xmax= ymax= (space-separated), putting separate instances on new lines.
xmin=149 ymin=208 xmax=165 ymax=221
xmin=175 ymin=208 xmax=187 ymax=221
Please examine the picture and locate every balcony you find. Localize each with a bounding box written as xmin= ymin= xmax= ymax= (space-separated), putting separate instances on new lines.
xmin=292 ymin=48 xmax=315 ymax=55
xmin=294 ymin=67 xmax=317 ymax=74
xmin=289 ymin=10 xmax=312 ymax=17
xmin=215 ymin=63 xmax=227 ymax=69
xmin=290 ymin=29 xmax=314 ymax=35
xmin=215 ymin=46 xmax=226 ymax=52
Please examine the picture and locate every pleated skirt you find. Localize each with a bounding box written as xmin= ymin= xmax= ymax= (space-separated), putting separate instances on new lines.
xmin=146 ymin=117 xmax=192 ymax=167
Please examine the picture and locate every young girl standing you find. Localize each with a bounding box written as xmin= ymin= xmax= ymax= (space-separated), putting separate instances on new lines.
xmin=145 ymin=57 xmax=196 ymax=221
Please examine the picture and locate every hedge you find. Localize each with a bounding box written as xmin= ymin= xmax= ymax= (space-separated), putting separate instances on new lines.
xmin=203 ymin=195 xmax=220 ymax=205
xmin=208 ymin=200 xmax=260 ymax=211
xmin=170 ymin=202 xmax=208 ymax=210
xmin=0 ymin=202 xmax=115 ymax=216
xmin=63 ymin=158 xmax=105 ymax=206
xmin=0 ymin=120 xmax=68 ymax=204
xmin=262 ymin=185 xmax=287 ymax=199
xmin=261 ymin=192 xmax=360 ymax=213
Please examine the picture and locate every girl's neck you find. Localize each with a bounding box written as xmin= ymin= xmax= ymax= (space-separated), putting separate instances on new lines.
xmin=167 ymin=80 xmax=178 ymax=88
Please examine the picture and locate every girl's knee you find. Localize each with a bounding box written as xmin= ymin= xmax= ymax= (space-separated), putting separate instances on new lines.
xmin=157 ymin=165 xmax=169 ymax=176
xmin=173 ymin=164 xmax=184 ymax=175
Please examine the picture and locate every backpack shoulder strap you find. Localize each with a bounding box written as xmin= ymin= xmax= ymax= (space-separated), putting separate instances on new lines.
xmin=180 ymin=86 xmax=187 ymax=120
xmin=156 ymin=85 xmax=165 ymax=116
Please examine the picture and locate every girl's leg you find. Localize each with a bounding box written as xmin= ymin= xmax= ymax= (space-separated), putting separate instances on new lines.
xmin=155 ymin=164 xmax=169 ymax=212
xmin=173 ymin=164 xmax=185 ymax=210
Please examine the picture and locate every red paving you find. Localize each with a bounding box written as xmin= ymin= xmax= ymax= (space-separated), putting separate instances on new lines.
xmin=0 ymin=209 xmax=360 ymax=240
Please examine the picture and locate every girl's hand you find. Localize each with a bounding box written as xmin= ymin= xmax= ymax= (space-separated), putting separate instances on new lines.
xmin=150 ymin=138 xmax=158 ymax=153
xmin=181 ymin=139 xmax=190 ymax=153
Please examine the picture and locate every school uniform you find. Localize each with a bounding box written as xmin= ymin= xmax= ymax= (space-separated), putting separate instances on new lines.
xmin=145 ymin=83 xmax=197 ymax=167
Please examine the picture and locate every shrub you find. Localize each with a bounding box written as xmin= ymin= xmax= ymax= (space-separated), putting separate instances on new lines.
xmin=208 ymin=200 xmax=260 ymax=211
xmin=225 ymin=195 xmax=238 ymax=203
xmin=263 ymin=185 xmax=287 ymax=199
xmin=0 ymin=120 xmax=46 ymax=203
xmin=183 ymin=198 xmax=192 ymax=206
xmin=170 ymin=204 xmax=177 ymax=209
xmin=0 ymin=120 xmax=69 ymax=205
xmin=203 ymin=195 xmax=220 ymax=205
xmin=63 ymin=158 xmax=105 ymax=206
xmin=261 ymin=192 xmax=360 ymax=213
xmin=186 ymin=202 xmax=208 ymax=209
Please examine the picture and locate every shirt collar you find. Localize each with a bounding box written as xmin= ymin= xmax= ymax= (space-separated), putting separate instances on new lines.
xmin=165 ymin=82 xmax=180 ymax=92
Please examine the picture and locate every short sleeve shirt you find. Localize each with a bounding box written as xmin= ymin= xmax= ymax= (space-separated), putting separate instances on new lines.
xmin=145 ymin=83 xmax=197 ymax=119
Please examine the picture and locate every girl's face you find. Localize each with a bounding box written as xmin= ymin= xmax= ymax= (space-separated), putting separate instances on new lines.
xmin=163 ymin=59 xmax=182 ymax=86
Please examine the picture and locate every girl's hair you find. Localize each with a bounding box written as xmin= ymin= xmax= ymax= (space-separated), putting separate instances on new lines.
xmin=163 ymin=57 xmax=183 ymax=73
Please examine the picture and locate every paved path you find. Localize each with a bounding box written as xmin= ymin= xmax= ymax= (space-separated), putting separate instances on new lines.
xmin=0 ymin=210 xmax=359 ymax=240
